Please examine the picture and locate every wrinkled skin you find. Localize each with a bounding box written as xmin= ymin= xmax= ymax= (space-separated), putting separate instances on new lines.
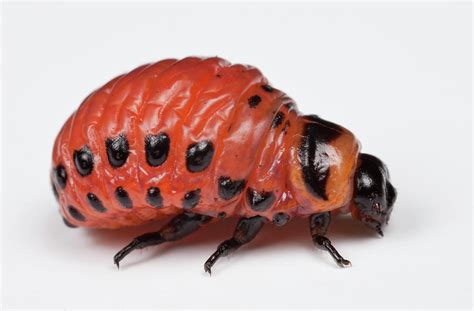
xmin=50 ymin=57 xmax=361 ymax=228
xmin=50 ymin=56 xmax=398 ymax=271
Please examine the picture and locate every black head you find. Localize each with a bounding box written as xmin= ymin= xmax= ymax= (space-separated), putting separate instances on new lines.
xmin=352 ymin=153 xmax=397 ymax=236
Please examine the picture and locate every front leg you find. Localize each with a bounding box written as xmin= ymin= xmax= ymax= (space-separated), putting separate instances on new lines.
xmin=309 ymin=212 xmax=351 ymax=268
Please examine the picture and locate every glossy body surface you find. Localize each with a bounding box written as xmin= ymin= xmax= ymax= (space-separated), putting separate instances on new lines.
xmin=51 ymin=57 xmax=359 ymax=228
xmin=51 ymin=57 xmax=396 ymax=271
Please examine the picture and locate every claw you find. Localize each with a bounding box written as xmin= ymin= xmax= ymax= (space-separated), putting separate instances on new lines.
xmin=114 ymin=257 xmax=120 ymax=269
xmin=113 ymin=239 xmax=139 ymax=269
xmin=337 ymin=259 xmax=352 ymax=268
xmin=204 ymin=262 xmax=212 ymax=276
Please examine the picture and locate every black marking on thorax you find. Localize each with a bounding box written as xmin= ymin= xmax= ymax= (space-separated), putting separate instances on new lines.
xmin=87 ymin=192 xmax=107 ymax=213
xmin=218 ymin=176 xmax=246 ymax=200
xmin=74 ymin=146 xmax=94 ymax=176
xmin=247 ymin=188 xmax=276 ymax=212
xmin=115 ymin=186 xmax=133 ymax=209
xmin=106 ymin=134 xmax=130 ymax=168
xmin=145 ymin=133 xmax=170 ymax=167
xmin=186 ymin=141 xmax=214 ymax=173
xmin=298 ymin=115 xmax=343 ymax=200
xmin=183 ymin=189 xmax=201 ymax=209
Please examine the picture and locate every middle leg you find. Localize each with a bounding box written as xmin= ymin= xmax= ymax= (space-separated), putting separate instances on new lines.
xmin=204 ymin=216 xmax=266 ymax=274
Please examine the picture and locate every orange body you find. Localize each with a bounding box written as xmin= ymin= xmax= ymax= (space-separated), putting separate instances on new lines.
xmin=51 ymin=57 xmax=360 ymax=229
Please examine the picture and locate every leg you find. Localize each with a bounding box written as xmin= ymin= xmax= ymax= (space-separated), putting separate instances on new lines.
xmin=114 ymin=212 xmax=212 ymax=268
xmin=309 ymin=212 xmax=351 ymax=268
xmin=204 ymin=216 xmax=265 ymax=274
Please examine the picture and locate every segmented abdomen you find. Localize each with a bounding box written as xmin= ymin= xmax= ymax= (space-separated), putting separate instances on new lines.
xmin=51 ymin=57 xmax=299 ymax=228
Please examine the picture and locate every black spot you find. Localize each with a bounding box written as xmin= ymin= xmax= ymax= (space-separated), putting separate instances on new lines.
xmin=272 ymin=212 xmax=290 ymax=226
xmin=74 ymin=146 xmax=94 ymax=176
xmin=246 ymin=188 xmax=276 ymax=212
xmin=186 ymin=140 xmax=214 ymax=173
xmin=145 ymin=133 xmax=170 ymax=167
xmin=218 ymin=176 xmax=246 ymax=200
xmin=261 ymin=84 xmax=274 ymax=92
xmin=62 ymin=217 xmax=77 ymax=228
xmin=106 ymin=134 xmax=129 ymax=168
xmin=55 ymin=164 xmax=67 ymax=189
xmin=217 ymin=212 xmax=226 ymax=219
xmin=272 ymin=111 xmax=285 ymax=129
xmin=298 ymin=115 xmax=342 ymax=200
xmin=248 ymin=95 xmax=262 ymax=108
xmin=68 ymin=206 xmax=86 ymax=222
xmin=87 ymin=192 xmax=107 ymax=213
xmin=183 ymin=189 xmax=201 ymax=209
xmin=216 ymin=73 xmax=222 ymax=78
xmin=51 ymin=179 xmax=59 ymax=200
xmin=146 ymin=187 xmax=163 ymax=208
xmin=115 ymin=186 xmax=133 ymax=209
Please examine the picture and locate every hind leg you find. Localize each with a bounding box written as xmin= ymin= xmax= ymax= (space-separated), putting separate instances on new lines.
xmin=204 ymin=216 xmax=265 ymax=274
xmin=310 ymin=212 xmax=351 ymax=267
xmin=114 ymin=212 xmax=212 ymax=268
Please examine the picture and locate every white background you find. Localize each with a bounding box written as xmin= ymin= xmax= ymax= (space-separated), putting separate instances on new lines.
xmin=1 ymin=2 xmax=472 ymax=309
